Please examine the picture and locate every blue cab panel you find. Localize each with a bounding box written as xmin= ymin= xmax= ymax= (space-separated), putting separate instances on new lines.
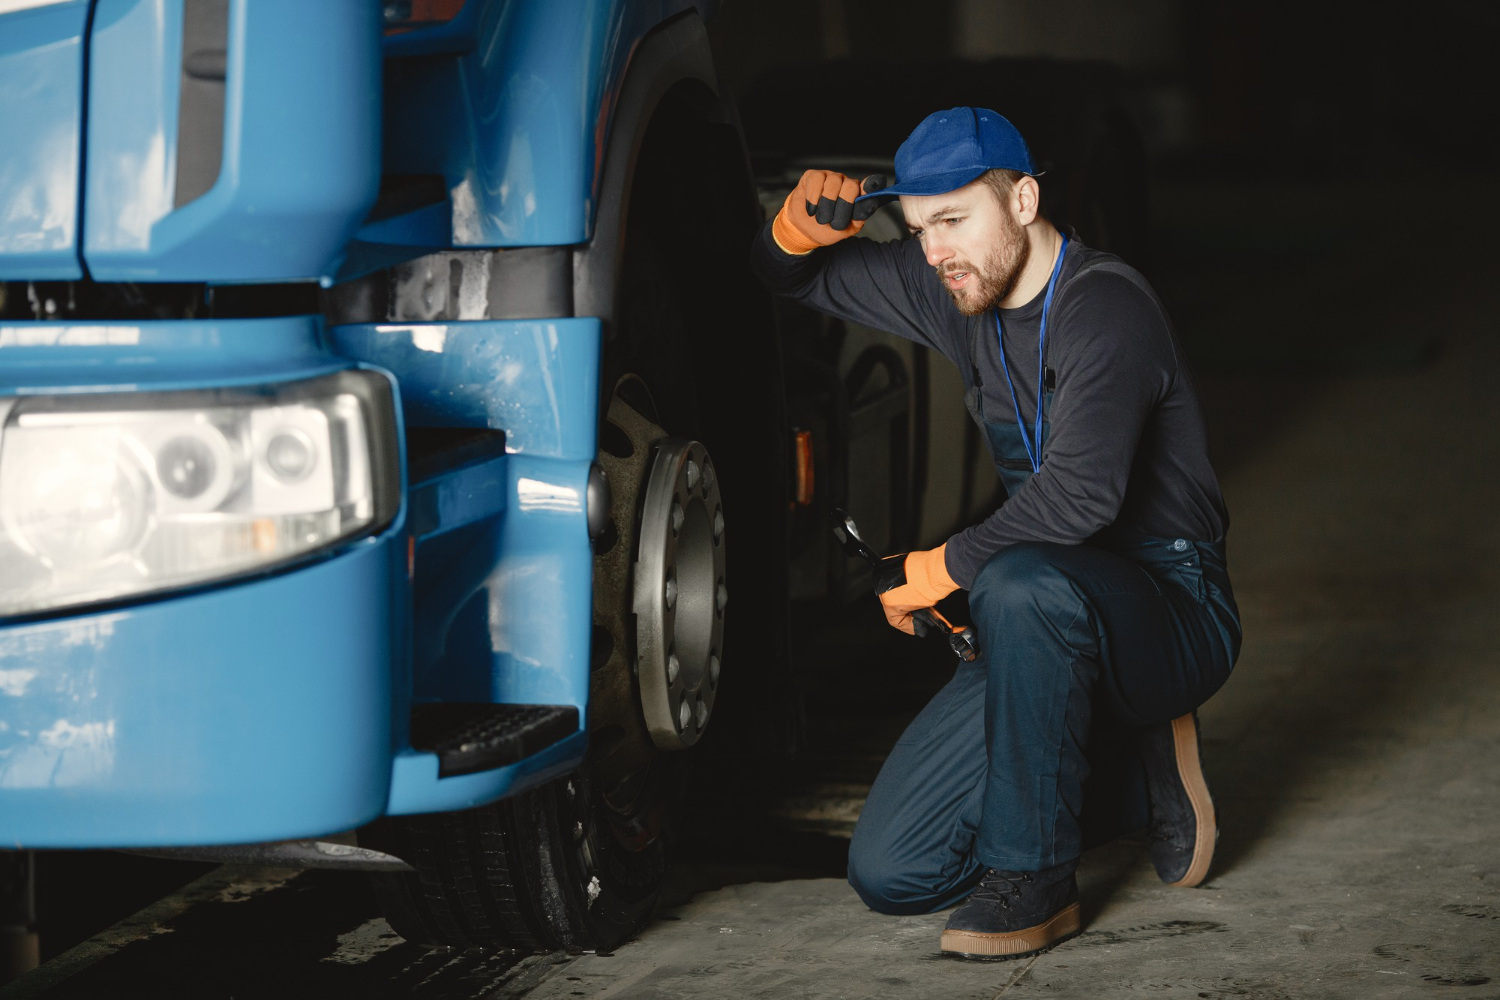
xmin=0 ymin=1 xmax=90 ymax=280
xmin=329 ymin=318 xmax=601 ymax=451
xmin=377 ymin=0 xmax=708 ymax=249
xmin=331 ymin=319 xmax=599 ymax=815
xmin=386 ymin=447 xmax=594 ymax=815
xmin=82 ymin=0 xmax=382 ymax=282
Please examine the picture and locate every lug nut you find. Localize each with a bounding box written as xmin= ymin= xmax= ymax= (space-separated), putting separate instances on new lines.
xmin=679 ymin=699 xmax=692 ymax=731
xmin=686 ymin=460 xmax=700 ymax=491
xmin=702 ymin=463 xmax=715 ymax=492
xmin=664 ymin=575 xmax=677 ymax=610
xmin=671 ymin=502 xmax=685 ymax=535
xmin=709 ymin=655 xmax=721 ymax=687
xmin=713 ymin=510 xmax=725 ymax=541
xmin=716 ymin=582 xmax=729 ymax=612
xmin=667 ymin=652 xmax=680 ymax=684
xmin=695 ymin=698 xmax=708 ymax=728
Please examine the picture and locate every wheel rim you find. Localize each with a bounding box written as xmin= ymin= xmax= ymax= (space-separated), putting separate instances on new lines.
xmin=591 ymin=376 xmax=727 ymax=800
xmin=632 ymin=438 xmax=725 ymax=750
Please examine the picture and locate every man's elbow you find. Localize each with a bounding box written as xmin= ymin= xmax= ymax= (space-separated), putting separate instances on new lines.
xmin=1054 ymin=488 xmax=1126 ymax=542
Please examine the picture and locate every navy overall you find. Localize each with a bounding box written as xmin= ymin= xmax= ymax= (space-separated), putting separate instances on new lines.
xmin=847 ymin=263 xmax=1242 ymax=916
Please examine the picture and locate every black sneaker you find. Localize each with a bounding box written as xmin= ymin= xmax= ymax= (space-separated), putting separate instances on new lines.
xmin=1140 ymin=712 xmax=1217 ymax=887
xmin=939 ymin=862 xmax=1082 ymax=960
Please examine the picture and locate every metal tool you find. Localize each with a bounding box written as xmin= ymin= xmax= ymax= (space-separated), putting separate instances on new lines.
xmin=830 ymin=508 xmax=980 ymax=662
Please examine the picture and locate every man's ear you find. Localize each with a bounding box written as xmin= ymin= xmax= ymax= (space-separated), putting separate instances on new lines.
xmin=1014 ymin=175 xmax=1042 ymax=226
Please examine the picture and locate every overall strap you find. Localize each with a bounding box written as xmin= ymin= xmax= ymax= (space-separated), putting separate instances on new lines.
xmin=1042 ymin=256 xmax=1173 ymax=370
xmin=965 ymin=255 xmax=1163 ymax=394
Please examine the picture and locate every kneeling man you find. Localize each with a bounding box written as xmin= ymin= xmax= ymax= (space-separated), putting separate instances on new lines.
xmin=750 ymin=108 xmax=1242 ymax=960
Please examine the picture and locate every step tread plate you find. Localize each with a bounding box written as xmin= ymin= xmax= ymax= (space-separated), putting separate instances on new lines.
xmin=410 ymin=703 xmax=580 ymax=778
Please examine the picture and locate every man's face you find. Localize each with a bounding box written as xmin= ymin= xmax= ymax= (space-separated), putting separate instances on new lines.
xmin=902 ymin=178 xmax=1028 ymax=316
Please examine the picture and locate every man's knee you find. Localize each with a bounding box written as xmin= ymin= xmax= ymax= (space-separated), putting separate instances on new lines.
xmin=846 ymin=850 xmax=937 ymax=916
xmin=847 ymin=830 xmax=967 ymax=915
xmin=969 ymin=542 xmax=1078 ymax=626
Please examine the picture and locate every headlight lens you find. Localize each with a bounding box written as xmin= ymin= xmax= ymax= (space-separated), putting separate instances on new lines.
xmin=0 ymin=1 xmax=78 ymax=16
xmin=0 ymin=370 xmax=399 ymax=617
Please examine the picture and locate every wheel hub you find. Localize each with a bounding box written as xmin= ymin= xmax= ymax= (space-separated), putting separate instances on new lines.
xmin=591 ymin=378 xmax=727 ymax=773
xmin=632 ymin=438 xmax=725 ymax=750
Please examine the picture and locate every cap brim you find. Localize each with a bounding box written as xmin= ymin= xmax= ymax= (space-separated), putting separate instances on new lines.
xmin=854 ymin=167 xmax=988 ymax=202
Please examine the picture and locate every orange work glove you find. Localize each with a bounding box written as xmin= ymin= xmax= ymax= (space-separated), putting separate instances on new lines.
xmin=771 ymin=170 xmax=888 ymax=255
xmin=875 ymin=544 xmax=960 ymax=635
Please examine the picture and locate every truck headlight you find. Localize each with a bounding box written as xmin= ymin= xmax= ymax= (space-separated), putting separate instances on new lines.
xmin=0 ymin=370 xmax=399 ymax=617
xmin=0 ymin=1 xmax=77 ymax=16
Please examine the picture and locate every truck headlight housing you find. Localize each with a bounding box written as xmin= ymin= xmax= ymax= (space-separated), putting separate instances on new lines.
xmin=0 ymin=370 xmax=399 ymax=617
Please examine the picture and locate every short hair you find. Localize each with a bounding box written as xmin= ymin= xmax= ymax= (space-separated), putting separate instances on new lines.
xmin=979 ymin=168 xmax=1044 ymax=219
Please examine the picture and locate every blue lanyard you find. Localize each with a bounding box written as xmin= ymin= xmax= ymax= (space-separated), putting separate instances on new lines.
xmin=995 ymin=233 xmax=1069 ymax=474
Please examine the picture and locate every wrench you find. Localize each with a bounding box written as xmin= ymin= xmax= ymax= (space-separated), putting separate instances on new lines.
xmin=830 ymin=508 xmax=980 ymax=662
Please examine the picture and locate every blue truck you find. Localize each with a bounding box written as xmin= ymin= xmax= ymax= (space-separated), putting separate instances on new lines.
xmin=0 ymin=0 xmax=803 ymax=952
xmin=0 ymin=0 xmax=1147 ymax=956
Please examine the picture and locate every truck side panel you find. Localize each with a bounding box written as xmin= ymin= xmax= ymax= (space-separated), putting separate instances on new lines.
xmin=331 ymin=318 xmax=599 ymax=817
xmin=376 ymin=0 xmax=707 ymax=251
xmin=0 ymin=1 xmax=90 ymax=280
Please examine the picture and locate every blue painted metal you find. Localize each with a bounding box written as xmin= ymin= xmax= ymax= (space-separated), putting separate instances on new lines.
xmin=82 ymin=0 xmax=381 ymax=281
xmin=386 ymin=450 xmax=592 ymax=815
xmin=404 ymin=452 xmax=589 ymax=705
xmin=0 ymin=1 xmax=90 ymax=279
xmin=328 ymin=319 xmax=601 ymax=459
xmin=0 ymin=316 xmax=345 ymax=392
xmin=380 ymin=0 xmax=708 ymax=248
xmin=331 ymin=318 xmax=597 ymax=814
xmin=0 ymin=532 xmax=405 ymax=847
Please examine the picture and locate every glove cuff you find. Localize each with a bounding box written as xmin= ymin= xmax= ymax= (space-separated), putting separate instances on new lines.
xmin=906 ymin=544 xmax=958 ymax=604
xmin=771 ymin=195 xmax=821 ymax=255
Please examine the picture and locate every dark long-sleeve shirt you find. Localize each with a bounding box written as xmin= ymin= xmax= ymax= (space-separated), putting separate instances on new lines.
xmin=750 ymin=222 xmax=1228 ymax=588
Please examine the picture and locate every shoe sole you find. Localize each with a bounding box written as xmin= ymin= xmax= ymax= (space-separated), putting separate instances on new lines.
xmin=939 ymin=901 xmax=1082 ymax=960
xmin=1168 ymin=713 xmax=1216 ymax=887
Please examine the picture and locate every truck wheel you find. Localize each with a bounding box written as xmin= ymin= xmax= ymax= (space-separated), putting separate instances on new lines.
xmin=361 ymin=763 xmax=670 ymax=952
xmin=363 ymin=235 xmax=722 ymax=953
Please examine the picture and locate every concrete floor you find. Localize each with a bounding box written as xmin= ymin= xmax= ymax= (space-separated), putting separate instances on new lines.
xmin=6 ymin=177 xmax=1499 ymax=1000
xmin=514 ymin=178 xmax=1500 ymax=998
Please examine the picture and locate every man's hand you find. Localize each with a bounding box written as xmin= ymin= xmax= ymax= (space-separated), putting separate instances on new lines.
xmin=875 ymin=544 xmax=959 ymax=635
xmin=771 ymin=171 xmax=888 ymax=255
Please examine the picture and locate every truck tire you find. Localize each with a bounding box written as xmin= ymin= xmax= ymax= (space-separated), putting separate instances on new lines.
xmin=362 ymin=767 xmax=669 ymax=952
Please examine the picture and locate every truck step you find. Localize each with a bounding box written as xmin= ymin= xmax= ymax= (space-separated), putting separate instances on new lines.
xmin=410 ymin=703 xmax=580 ymax=777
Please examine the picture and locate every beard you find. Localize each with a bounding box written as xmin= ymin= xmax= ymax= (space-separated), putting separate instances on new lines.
xmin=938 ymin=210 xmax=1030 ymax=316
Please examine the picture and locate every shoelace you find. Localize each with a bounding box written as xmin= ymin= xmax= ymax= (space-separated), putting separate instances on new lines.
xmin=971 ymin=870 xmax=1034 ymax=909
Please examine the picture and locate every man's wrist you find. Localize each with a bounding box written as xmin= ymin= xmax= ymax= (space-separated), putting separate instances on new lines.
xmin=908 ymin=543 xmax=958 ymax=602
xmin=771 ymin=208 xmax=820 ymax=255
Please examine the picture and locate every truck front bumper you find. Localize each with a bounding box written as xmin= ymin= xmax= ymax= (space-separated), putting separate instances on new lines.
xmin=0 ymin=315 xmax=600 ymax=845
xmin=0 ymin=533 xmax=403 ymax=847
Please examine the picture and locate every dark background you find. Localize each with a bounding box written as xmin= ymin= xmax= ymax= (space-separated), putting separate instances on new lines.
xmin=710 ymin=0 xmax=1500 ymax=174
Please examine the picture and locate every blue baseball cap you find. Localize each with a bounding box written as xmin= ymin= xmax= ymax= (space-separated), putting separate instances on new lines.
xmin=856 ymin=107 xmax=1035 ymax=202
